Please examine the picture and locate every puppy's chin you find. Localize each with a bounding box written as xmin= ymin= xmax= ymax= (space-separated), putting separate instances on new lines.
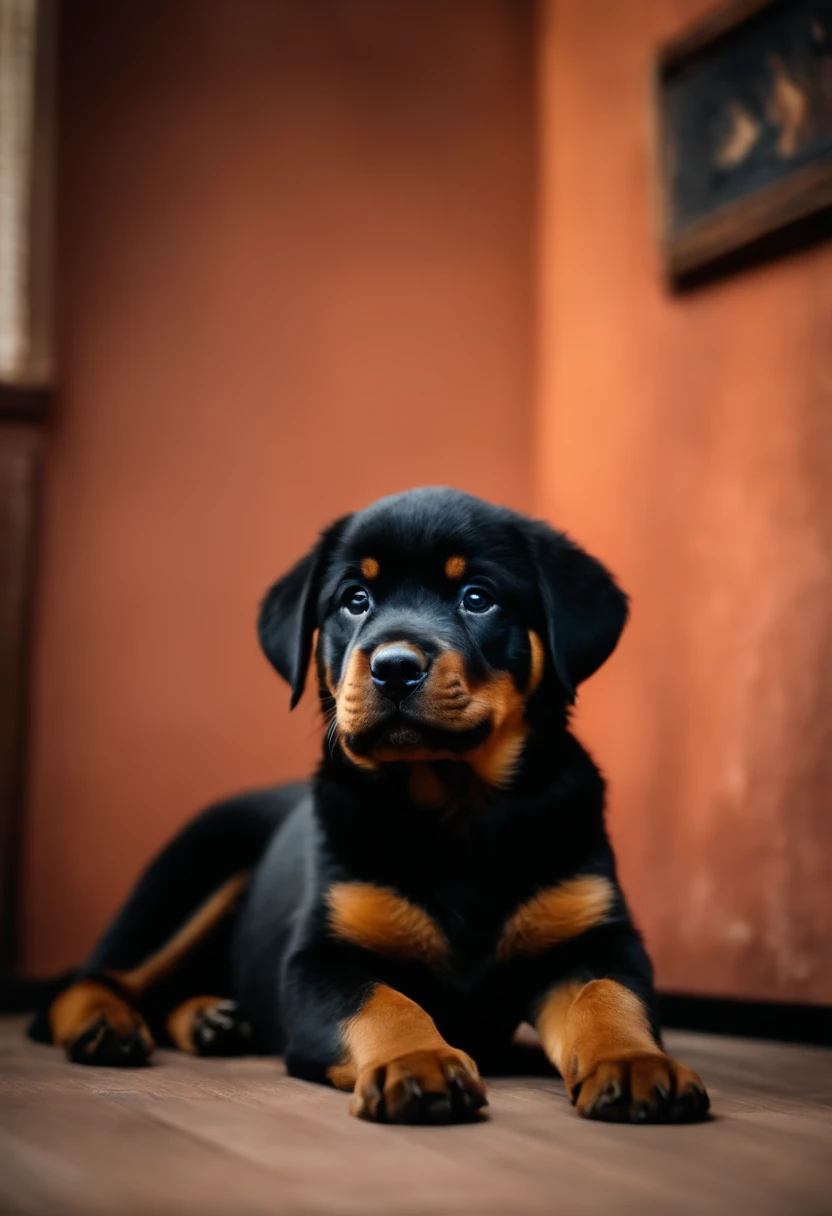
xmin=372 ymin=721 xmax=426 ymax=750
xmin=341 ymin=713 xmax=493 ymax=763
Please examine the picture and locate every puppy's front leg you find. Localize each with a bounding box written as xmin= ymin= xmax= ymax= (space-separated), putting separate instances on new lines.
xmin=282 ymin=957 xmax=486 ymax=1124
xmin=332 ymin=984 xmax=487 ymax=1123
xmin=534 ymin=976 xmax=709 ymax=1124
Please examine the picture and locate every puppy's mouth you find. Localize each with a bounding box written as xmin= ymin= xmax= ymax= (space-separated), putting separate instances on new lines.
xmin=343 ymin=708 xmax=492 ymax=759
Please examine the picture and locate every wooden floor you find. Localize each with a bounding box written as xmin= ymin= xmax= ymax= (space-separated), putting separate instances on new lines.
xmin=1 ymin=1017 xmax=830 ymax=1216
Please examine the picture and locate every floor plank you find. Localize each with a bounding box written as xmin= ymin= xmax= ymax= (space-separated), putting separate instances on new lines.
xmin=1 ymin=1017 xmax=830 ymax=1215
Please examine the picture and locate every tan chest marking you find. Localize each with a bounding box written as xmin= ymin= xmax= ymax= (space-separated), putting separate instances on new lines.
xmin=326 ymin=882 xmax=451 ymax=969
xmin=496 ymin=875 xmax=615 ymax=961
xmin=407 ymin=762 xmax=448 ymax=808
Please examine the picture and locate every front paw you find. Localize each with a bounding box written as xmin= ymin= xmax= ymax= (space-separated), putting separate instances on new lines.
xmin=351 ymin=1048 xmax=488 ymax=1124
xmin=573 ymin=1052 xmax=709 ymax=1124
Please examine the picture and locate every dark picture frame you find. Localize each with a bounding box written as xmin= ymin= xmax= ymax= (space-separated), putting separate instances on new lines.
xmin=656 ymin=0 xmax=832 ymax=286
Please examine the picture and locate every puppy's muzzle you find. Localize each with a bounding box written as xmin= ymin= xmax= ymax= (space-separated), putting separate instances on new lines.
xmin=370 ymin=643 xmax=429 ymax=706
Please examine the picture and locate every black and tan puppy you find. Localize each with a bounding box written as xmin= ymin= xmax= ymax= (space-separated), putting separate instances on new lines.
xmin=31 ymin=487 xmax=709 ymax=1125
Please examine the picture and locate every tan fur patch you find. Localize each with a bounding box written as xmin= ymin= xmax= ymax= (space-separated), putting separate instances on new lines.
xmin=528 ymin=630 xmax=545 ymax=693
xmin=335 ymin=634 xmax=545 ymax=788
xmin=335 ymin=649 xmax=380 ymax=769
xmin=535 ymin=978 xmax=658 ymax=1092
xmin=465 ymin=670 xmax=529 ymax=786
xmin=110 ymin=872 xmax=248 ymax=998
xmin=443 ymin=647 xmax=544 ymax=787
xmin=339 ymin=649 xmax=531 ymax=787
xmin=335 ymin=649 xmax=374 ymax=734
xmin=408 ymin=762 xmax=447 ymax=807
xmin=360 ymin=557 xmax=380 ymax=580
xmin=496 ymin=875 xmax=615 ymax=961
xmin=327 ymin=984 xmax=454 ymax=1090
xmin=166 ymin=995 xmax=224 ymax=1054
xmin=326 ymin=882 xmax=450 ymax=969
xmin=445 ymin=555 xmax=466 ymax=580
xmin=49 ymin=980 xmax=154 ymax=1053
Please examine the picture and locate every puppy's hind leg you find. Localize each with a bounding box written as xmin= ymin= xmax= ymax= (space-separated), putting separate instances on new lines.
xmin=42 ymin=793 xmax=284 ymax=1066
xmin=49 ymin=975 xmax=154 ymax=1067
xmin=48 ymin=872 xmax=248 ymax=1067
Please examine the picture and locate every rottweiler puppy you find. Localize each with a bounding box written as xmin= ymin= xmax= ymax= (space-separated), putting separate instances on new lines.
xmin=32 ymin=487 xmax=709 ymax=1125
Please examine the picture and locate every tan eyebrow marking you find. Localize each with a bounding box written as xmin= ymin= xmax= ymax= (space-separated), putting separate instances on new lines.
xmin=360 ymin=557 xmax=380 ymax=580
xmin=445 ymin=555 xmax=466 ymax=580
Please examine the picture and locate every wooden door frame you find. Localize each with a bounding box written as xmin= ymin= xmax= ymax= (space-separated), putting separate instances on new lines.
xmin=0 ymin=394 xmax=46 ymax=972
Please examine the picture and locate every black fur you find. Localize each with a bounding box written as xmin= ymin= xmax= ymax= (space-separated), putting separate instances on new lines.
xmin=27 ymin=487 xmax=682 ymax=1117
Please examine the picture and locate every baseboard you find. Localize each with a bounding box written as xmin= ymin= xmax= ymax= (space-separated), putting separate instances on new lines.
xmin=659 ymin=992 xmax=832 ymax=1048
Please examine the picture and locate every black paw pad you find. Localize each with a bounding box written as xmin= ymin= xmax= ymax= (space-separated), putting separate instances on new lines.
xmin=68 ymin=1018 xmax=151 ymax=1068
xmin=192 ymin=1001 xmax=253 ymax=1058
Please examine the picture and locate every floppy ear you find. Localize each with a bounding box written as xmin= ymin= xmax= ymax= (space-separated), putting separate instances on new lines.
xmin=528 ymin=521 xmax=629 ymax=702
xmin=257 ymin=516 xmax=350 ymax=708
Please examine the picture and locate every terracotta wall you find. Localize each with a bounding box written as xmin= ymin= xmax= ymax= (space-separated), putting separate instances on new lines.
xmin=538 ymin=0 xmax=832 ymax=1003
xmin=22 ymin=0 xmax=535 ymax=971
xmin=23 ymin=0 xmax=832 ymax=1005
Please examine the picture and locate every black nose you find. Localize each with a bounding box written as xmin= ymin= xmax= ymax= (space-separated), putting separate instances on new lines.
xmin=370 ymin=644 xmax=428 ymax=704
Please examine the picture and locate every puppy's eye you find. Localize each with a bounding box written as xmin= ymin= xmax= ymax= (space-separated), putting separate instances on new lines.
xmin=342 ymin=586 xmax=370 ymax=616
xmin=460 ymin=586 xmax=495 ymax=615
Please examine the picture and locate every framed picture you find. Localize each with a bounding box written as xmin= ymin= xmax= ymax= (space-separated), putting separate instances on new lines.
xmin=656 ymin=0 xmax=832 ymax=285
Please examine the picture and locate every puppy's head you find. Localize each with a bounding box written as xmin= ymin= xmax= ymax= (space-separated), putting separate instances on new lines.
xmin=259 ymin=488 xmax=627 ymax=787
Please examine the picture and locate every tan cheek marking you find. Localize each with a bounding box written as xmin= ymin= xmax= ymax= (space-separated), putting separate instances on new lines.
xmin=528 ymin=630 xmax=545 ymax=693
xmin=496 ymin=875 xmax=615 ymax=961
xmin=535 ymin=978 xmax=658 ymax=1093
xmin=354 ymin=649 xmax=534 ymax=789
xmin=466 ymin=670 xmax=529 ymax=787
xmin=360 ymin=557 xmax=379 ymax=580
xmin=335 ymin=649 xmax=381 ymax=769
xmin=327 ymin=882 xmax=451 ymax=969
xmin=336 ymin=650 xmax=376 ymax=738
xmin=391 ymin=653 xmax=528 ymax=787
xmin=326 ymin=984 xmax=455 ymax=1091
xmin=445 ymin=555 xmax=466 ymax=580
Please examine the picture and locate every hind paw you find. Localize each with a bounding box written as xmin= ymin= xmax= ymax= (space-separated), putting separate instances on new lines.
xmin=68 ymin=1016 xmax=153 ymax=1067
xmin=167 ymin=997 xmax=253 ymax=1056
xmin=49 ymin=980 xmax=154 ymax=1067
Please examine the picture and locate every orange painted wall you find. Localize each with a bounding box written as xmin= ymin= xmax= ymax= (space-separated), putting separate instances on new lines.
xmin=23 ymin=0 xmax=832 ymax=1005
xmin=538 ymin=0 xmax=832 ymax=1003
xmin=22 ymin=1 xmax=535 ymax=971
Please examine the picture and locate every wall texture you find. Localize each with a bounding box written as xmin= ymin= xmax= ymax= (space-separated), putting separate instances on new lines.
xmin=23 ymin=0 xmax=832 ymax=1005
xmin=22 ymin=0 xmax=535 ymax=971
xmin=538 ymin=0 xmax=832 ymax=1003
